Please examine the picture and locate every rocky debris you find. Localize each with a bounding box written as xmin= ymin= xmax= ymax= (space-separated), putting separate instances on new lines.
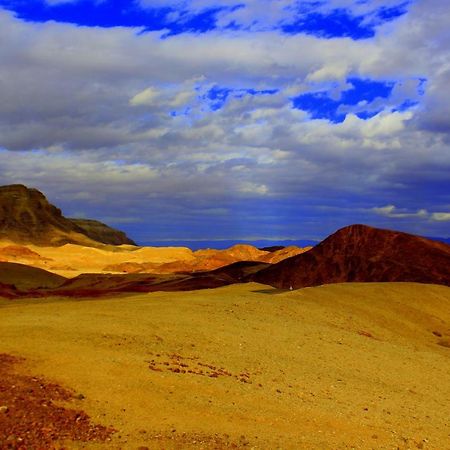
xmin=0 ymin=353 xmax=115 ymax=448
xmin=147 ymin=352 xmax=253 ymax=384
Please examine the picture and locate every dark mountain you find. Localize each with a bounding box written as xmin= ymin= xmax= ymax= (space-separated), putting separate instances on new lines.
xmin=0 ymin=184 xmax=135 ymax=247
xmin=69 ymin=219 xmax=136 ymax=246
xmin=250 ymin=224 xmax=450 ymax=289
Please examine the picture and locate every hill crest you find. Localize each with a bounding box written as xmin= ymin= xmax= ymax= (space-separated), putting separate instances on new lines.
xmin=251 ymin=224 xmax=450 ymax=289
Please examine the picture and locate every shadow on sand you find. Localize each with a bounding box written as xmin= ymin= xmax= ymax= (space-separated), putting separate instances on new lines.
xmin=251 ymin=288 xmax=291 ymax=295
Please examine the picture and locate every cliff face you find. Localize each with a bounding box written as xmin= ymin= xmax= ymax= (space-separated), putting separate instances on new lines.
xmin=0 ymin=184 xmax=135 ymax=247
xmin=251 ymin=224 xmax=450 ymax=289
xmin=69 ymin=219 xmax=136 ymax=246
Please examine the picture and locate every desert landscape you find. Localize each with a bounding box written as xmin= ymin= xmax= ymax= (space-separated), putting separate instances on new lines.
xmin=1 ymin=184 xmax=450 ymax=449
xmin=2 ymin=2 xmax=450 ymax=448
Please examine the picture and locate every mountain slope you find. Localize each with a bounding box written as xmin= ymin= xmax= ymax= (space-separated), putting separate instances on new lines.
xmin=0 ymin=184 xmax=135 ymax=247
xmin=69 ymin=219 xmax=136 ymax=246
xmin=251 ymin=224 xmax=450 ymax=289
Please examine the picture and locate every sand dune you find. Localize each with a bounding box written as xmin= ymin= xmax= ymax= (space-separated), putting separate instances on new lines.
xmin=1 ymin=282 xmax=449 ymax=449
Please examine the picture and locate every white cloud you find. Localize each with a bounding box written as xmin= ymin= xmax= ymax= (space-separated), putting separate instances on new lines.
xmin=372 ymin=205 xmax=429 ymax=219
xmin=130 ymin=87 xmax=161 ymax=106
xmin=431 ymin=212 xmax=450 ymax=222
xmin=239 ymin=182 xmax=269 ymax=196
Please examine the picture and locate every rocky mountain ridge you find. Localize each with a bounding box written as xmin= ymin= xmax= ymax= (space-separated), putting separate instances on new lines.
xmin=0 ymin=184 xmax=135 ymax=247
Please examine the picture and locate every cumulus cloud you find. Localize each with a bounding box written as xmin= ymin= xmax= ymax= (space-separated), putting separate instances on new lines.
xmin=0 ymin=1 xmax=449 ymax=240
xmin=431 ymin=213 xmax=450 ymax=222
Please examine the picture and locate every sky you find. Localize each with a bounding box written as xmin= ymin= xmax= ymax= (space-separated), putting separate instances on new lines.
xmin=0 ymin=0 xmax=449 ymax=244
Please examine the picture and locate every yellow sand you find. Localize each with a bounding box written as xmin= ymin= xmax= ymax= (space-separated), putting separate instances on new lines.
xmin=0 ymin=240 xmax=196 ymax=277
xmin=1 ymin=282 xmax=450 ymax=449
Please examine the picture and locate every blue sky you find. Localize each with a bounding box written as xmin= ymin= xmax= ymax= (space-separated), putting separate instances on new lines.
xmin=0 ymin=0 xmax=449 ymax=243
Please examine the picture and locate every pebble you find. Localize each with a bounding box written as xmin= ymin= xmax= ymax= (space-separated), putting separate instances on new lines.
xmin=0 ymin=406 xmax=8 ymax=413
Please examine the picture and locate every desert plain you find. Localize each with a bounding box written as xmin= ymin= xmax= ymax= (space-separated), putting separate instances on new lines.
xmin=2 ymin=281 xmax=450 ymax=449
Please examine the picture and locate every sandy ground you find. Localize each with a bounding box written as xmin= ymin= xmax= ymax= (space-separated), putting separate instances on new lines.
xmin=1 ymin=282 xmax=450 ymax=449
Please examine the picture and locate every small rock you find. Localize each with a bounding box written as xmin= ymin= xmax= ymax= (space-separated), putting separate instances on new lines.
xmin=76 ymin=393 xmax=85 ymax=400
xmin=0 ymin=405 xmax=9 ymax=413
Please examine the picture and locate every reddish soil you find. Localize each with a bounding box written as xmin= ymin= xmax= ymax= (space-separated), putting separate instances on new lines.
xmin=251 ymin=224 xmax=450 ymax=289
xmin=0 ymin=353 xmax=115 ymax=449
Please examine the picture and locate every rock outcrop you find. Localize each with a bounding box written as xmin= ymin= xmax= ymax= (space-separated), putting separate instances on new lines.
xmin=0 ymin=184 xmax=135 ymax=247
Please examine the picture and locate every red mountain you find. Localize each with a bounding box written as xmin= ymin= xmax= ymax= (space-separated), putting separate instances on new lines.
xmin=251 ymin=224 xmax=450 ymax=289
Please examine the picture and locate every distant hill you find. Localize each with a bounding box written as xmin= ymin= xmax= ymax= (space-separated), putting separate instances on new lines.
xmin=69 ymin=219 xmax=136 ymax=246
xmin=139 ymin=239 xmax=318 ymax=251
xmin=250 ymin=224 xmax=450 ymax=289
xmin=0 ymin=184 xmax=136 ymax=247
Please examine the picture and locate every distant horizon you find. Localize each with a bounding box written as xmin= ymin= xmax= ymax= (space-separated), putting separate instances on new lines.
xmin=138 ymin=238 xmax=319 ymax=251
xmin=137 ymin=234 xmax=450 ymax=250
